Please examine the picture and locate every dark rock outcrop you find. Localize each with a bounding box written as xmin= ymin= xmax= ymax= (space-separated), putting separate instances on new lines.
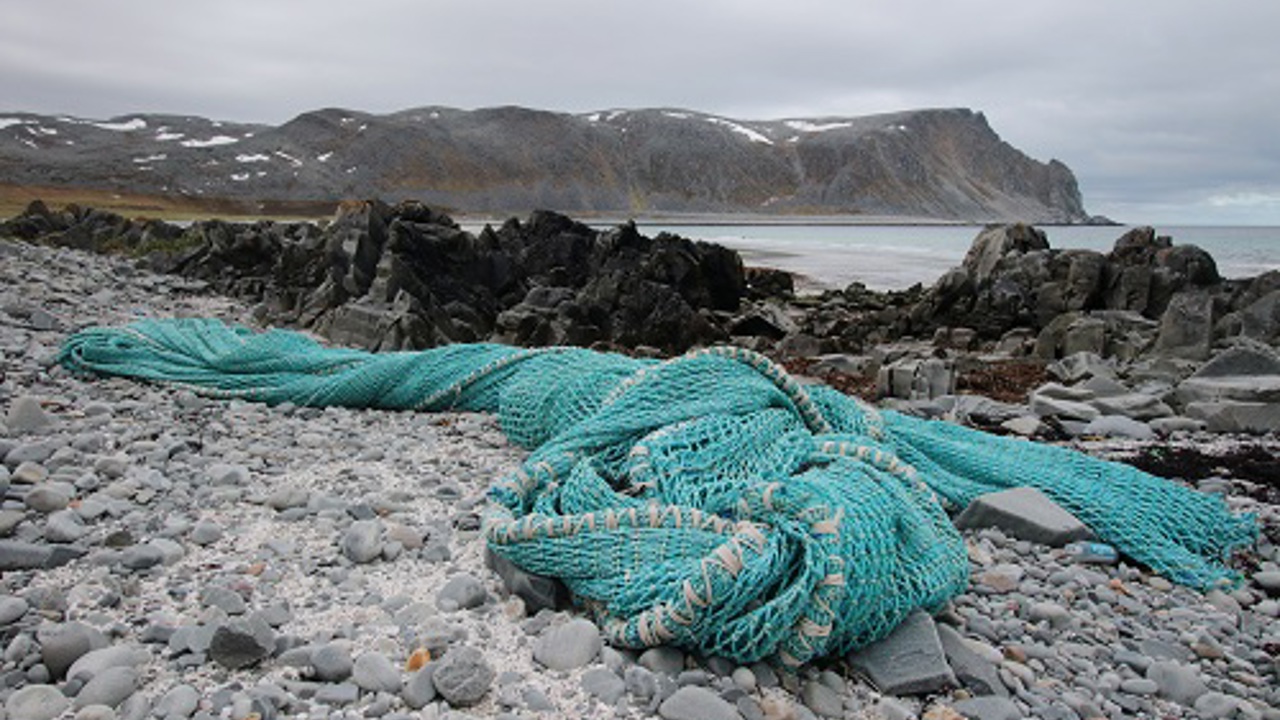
xmin=3 ymin=200 xmax=743 ymax=355
xmin=904 ymin=224 xmax=1241 ymax=359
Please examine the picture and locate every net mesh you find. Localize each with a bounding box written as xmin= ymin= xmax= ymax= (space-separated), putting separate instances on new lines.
xmin=58 ymin=318 xmax=1257 ymax=666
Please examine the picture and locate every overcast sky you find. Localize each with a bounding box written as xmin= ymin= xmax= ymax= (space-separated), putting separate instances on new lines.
xmin=2 ymin=1 xmax=1277 ymax=224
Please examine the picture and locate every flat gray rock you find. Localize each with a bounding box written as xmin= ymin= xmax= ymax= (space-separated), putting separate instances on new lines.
xmin=1185 ymin=400 xmax=1280 ymax=433
xmin=1081 ymin=415 xmax=1155 ymax=440
xmin=955 ymin=486 xmax=1093 ymax=547
xmin=951 ymin=696 xmax=1022 ymax=720
xmin=485 ymin=546 xmax=568 ymax=613
xmin=209 ymin=617 xmax=275 ymax=669
xmin=533 ymin=618 xmax=602 ymax=671
xmin=935 ymin=623 xmax=1007 ymax=697
xmin=1192 ymin=345 xmax=1280 ymax=378
xmin=657 ymin=685 xmax=741 ymax=720
xmin=846 ymin=610 xmax=956 ymax=696
xmin=0 ymin=540 xmax=53 ymax=570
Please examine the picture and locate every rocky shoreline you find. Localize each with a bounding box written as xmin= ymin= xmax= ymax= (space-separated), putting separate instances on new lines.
xmin=1 ymin=207 xmax=1279 ymax=719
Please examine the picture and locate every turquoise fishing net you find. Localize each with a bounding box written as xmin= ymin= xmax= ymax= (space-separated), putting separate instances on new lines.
xmin=58 ymin=318 xmax=1257 ymax=666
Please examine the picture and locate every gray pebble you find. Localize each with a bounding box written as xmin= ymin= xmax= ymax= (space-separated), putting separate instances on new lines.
xmin=0 ymin=594 xmax=29 ymax=625
xmin=657 ymin=685 xmax=740 ymax=720
xmin=1147 ymin=660 xmax=1209 ymax=705
xmin=625 ymin=665 xmax=659 ymax=701
xmin=206 ymin=463 xmax=250 ymax=485
xmin=952 ymin=696 xmax=1022 ymax=720
xmin=313 ymin=682 xmax=359 ymax=705
xmin=340 ymin=519 xmax=383 ymax=564
xmin=436 ymin=573 xmax=488 ymax=611
xmin=209 ymin=617 xmax=275 ymax=669
xmin=189 ymin=521 xmax=223 ymax=545
xmin=11 ymin=460 xmax=49 ymax=484
xmin=352 ymin=651 xmax=401 ymax=693
xmin=581 ymin=667 xmax=626 ymax=705
xmin=522 ymin=686 xmax=555 ymax=712
xmin=119 ymin=544 xmax=165 ymax=571
xmin=403 ymin=665 xmax=437 ymax=709
xmin=200 ymin=586 xmax=247 ymax=615
xmin=731 ymin=667 xmax=756 ymax=692
xmin=39 ymin=622 xmax=107 ymax=679
xmin=74 ymin=704 xmax=119 ymax=720
xmin=73 ymin=666 xmax=138 ymax=709
xmin=432 ymin=645 xmax=495 ymax=708
xmin=44 ymin=508 xmax=87 ymax=542
xmin=154 ymin=684 xmax=200 ymax=719
xmin=24 ymin=484 xmax=71 ymax=513
xmin=1254 ymin=570 xmax=1280 ymax=593
xmin=7 ymin=395 xmax=52 ymax=433
xmin=801 ymin=680 xmax=843 ymax=719
xmin=639 ymin=646 xmax=686 ymax=675
xmin=1119 ymin=677 xmax=1159 ymax=696
xmin=311 ymin=642 xmax=354 ymax=681
xmin=1193 ymin=691 xmax=1239 ymax=719
xmin=265 ymin=486 xmax=309 ymax=510
xmin=66 ymin=645 xmax=148 ymax=683
xmin=532 ymin=618 xmax=601 ymax=671
xmin=5 ymin=683 xmax=71 ymax=720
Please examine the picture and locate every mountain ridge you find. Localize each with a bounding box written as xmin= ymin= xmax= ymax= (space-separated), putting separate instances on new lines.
xmin=0 ymin=106 xmax=1094 ymax=222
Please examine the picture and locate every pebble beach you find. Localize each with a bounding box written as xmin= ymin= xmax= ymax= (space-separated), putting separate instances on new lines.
xmin=2 ymin=238 xmax=1279 ymax=720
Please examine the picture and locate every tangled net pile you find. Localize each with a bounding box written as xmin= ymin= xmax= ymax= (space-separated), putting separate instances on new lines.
xmin=59 ymin=319 xmax=1257 ymax=666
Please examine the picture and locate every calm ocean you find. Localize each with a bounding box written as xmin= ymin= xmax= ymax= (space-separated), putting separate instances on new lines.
xmin=630 ymin=224 xmax=1280 ymax=292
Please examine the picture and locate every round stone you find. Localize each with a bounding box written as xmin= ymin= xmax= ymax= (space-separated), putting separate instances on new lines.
xmin=436 ymin=573 xmax=488 ymax=611
xmin=352 ymin=651 xmax=401 ymax=693
xmin=311 ymin=643 xmax=354 ymax=681
xmin=533 ymin=618 xmax=602 ymax=671
xmin=73 ymin=666 xmax=138 ymax=709
xmin=5 ymin=684 xmax=71 ymax=720
xmin=581 ymin=667 xmax=626 ymax=704
xmin=432 ymin=646 xmax=494 ymax=707
xmin=24 ymin=484 xmax=71 ymax=513
xmin=39 ymin=622 xmax=107 ymax=679
xmin=402 ymin=665 xmax=437 ymax=710
xmin=340 ymin=519 xmax=383 ymax=564
xmin=657 ymin=685 xmax=740 ymax=720
xmin=0 ymin=595 xmax=30 ymax=625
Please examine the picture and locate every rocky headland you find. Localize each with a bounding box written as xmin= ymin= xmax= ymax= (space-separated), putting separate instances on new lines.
xmin=0 ymin=107 xmax=1093 ymax=223
xmin=1 ymin=202 xmax=1278 ymax=720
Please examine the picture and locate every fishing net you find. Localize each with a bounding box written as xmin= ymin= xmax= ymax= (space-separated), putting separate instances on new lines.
xmin=58 ymin=318 xmax=1257 ymax=666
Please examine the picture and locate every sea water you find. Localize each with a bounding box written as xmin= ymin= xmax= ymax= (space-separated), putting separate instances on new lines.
xmin=631 ymin=224 xmax=1280 ymax=292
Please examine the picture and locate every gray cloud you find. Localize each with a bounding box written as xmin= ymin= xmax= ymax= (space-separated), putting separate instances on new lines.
xmin=2 ymin=0 xmax=1277 ymax=223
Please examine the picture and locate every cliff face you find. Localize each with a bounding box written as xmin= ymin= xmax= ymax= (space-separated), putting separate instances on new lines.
xmin=0 ymin=106 xmax=1090 ymax=222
